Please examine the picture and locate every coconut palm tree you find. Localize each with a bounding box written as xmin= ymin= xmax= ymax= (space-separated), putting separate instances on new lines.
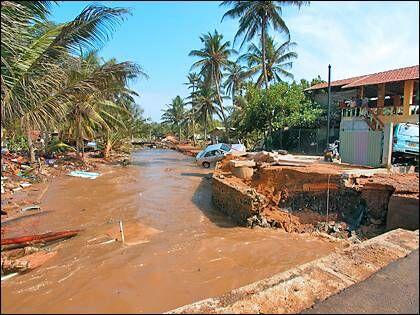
xmin=184 ymin=72 xmax=201 ymax=145
xmin=193 ymin=84 xmax=220 ymax=142
xmin=189 ymin=30 xmax=234 ymax=139
xmin=239 ymin=36 xmax=297 ymax=87
xmin=223 ymin=60 xmax=251 ymax=105
xmin=1 ymin=2 xmax=132 ymax=162
xmin=220 ymin=1 xmax=307 ymax=89
xmin=161 ymin=96 xmax=186 ymax=141
xmin=63 ymin=53 xmax=143 ymax=159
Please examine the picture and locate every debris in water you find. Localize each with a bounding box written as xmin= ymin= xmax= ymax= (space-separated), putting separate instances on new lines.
xmin=1 ymin=230 xmax=81 ymax=250
xmin=1 ymin=273 xmax=18 ymax=282
xmin=21 ymin=205 xmax=41 ymax=212
xmin=99 ymin=239 xmax=116 ymax=245
xmin=68 ymin=170 xmax=100 ymax=179
xmin=119 ymin=221 xmax=125 ymax=244
xmin=20 ymin=182 xmax=32 ymax=188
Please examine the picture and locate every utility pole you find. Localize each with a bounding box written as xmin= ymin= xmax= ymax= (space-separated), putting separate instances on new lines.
xmin=326 ymin=64 xmax=332 ymax=146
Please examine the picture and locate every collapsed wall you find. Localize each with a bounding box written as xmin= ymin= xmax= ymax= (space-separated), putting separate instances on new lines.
xmin=212 ymin=152 xmax=419 ymax=238
xmin=212 ymin=176 xmax=268 ymax=226
xmin=251 ymin=167 xmax=395 ymax=228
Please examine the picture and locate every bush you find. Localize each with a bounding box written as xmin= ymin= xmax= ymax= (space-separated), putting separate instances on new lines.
xmin=6 ymin=136 xmax=29 ymax=153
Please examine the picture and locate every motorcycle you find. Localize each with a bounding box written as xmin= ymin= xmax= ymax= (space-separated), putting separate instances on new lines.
xmin=324 ymin=140 xmax=340 ymax=162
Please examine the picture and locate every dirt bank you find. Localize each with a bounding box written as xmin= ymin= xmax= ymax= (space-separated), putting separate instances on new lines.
xmin=1 ymin=149 xmax=338 ymax=314
xmin=213 ymin=152 xmax=419 ymax=239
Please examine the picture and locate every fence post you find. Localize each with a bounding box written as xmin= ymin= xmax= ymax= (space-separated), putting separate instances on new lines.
xmin=316 ymin=129 xmax=319 ymax=154
xmin=382 ymin=122 xmax=394 ymax=168
xmin=298 ymin=128 xmax=301 ymax=153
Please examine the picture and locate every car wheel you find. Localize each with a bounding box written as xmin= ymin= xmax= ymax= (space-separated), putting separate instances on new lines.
xmin=202 ymin=161 xmax=210 ymax=168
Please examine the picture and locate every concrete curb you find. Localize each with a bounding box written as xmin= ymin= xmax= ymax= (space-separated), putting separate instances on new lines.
xmin=166 ymin=228 xmax=419 ymax=314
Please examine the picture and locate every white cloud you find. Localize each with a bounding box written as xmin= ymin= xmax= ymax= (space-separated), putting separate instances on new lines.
xmin=279 ymin=1 xmax=419 ymax=82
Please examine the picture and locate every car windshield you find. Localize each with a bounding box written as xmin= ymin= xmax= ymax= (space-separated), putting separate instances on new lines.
xmin=398 ymin=124 xmax=419 ymax=137
xmin=204 ymin=150 xmax=215 ymax=157
xmin=220 ymin=144 xmax=231 ymax=152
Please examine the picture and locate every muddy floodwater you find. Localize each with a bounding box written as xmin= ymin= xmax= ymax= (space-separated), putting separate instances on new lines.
xmin=1 ymin=149 xmax=337 ymax=314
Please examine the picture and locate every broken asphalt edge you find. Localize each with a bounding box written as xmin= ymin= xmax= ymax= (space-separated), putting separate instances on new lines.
xmin=166 ymin=228 xmax=419 ymax=314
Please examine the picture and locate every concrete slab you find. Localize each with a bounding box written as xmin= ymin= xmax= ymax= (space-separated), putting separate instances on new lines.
xmin=341 ymin=168 xmax=391 ymax=178
xmin=229 ymin=160 xmax=256 ymax=168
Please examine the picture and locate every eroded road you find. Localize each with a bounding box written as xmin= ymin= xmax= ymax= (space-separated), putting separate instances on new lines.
xmin=2 ymin=149 xmax=337 ymax=314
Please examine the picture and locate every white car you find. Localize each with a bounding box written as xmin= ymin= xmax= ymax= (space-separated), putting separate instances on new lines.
xmin=196 ymin=143 xmax=246 ymax=168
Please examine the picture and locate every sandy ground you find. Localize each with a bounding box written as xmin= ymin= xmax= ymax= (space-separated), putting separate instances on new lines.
xmin=1 ymin=149 xmax=338 ymax=314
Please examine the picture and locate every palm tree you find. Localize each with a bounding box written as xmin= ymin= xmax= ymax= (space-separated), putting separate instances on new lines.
xmin=239 ymin=36 xmax=297 ymax=87
xmin=184 ymin=72 xmax=201 ymax=145
xmin=189 ymin=30 xmax=234 ymax=139
xmin=194 ymin=84 xmax=220 ymax=141
xmin=1 ymin=2 xmax=132 ymax=162
xmin=63 ymin=53 xmax=143 ymax=159
xmin=161 ymin=96 xmax=186 ymax=141
xmin=223 ymin=60 xmax=251 ymax=105
xmin=221 ymin=1 xmax=307 ymax=89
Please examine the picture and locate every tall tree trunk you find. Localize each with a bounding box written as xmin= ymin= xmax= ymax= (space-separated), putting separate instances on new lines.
xmin=261 ymin=17 xmax=269 ymax=90
xmin=42 ymin=131 xmax=49 ymax=157
xmin=192 ymin=115 xmax=196 ymax=146
xmin=192 ymin=84 xmax=196 ymax=146
xmin=76 ymin=138 xmax=82 ymax=160
xmin=26 ymin=129 xmax=35 ymax=164
xmin=21 ymin=118 xmax=35 ymax=163
xmin=178 ymin=125 xmax=182 ymax=142
xmin=75 ymin=113 xmax=82 ymax=160
xmin=213 ymin=72 xmax=230 ymax=142
xmin=232 ymin=85 xmax=236 ymax=107
xmin=82 ymin=140 xmax=85 ymax=159
xmin=1 ymin=125 xmax=4 ymax=148
xmin=103 ymin=138 xmax=112 ymax=158
xmin=204 ymin=114 xmax=208 ymax=143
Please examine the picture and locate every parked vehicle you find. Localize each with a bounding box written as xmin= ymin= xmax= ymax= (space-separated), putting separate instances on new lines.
xmin=392 ymin=123 xmax=419 ymax=164
xmin=196 ymin=143 xmax=246 ymax=168
xmin=323 ymin=140 xmax=340 ymax=162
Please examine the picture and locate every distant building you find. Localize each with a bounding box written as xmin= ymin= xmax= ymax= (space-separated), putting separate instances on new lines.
xmin=209 ymin=127 xmax=236 ymax=144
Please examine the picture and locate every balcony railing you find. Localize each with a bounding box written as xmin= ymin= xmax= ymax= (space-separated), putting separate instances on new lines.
xmin=341 ymin=105 xmax=419 ymax=118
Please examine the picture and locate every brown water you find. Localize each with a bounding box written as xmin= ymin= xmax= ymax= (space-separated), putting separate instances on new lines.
xmin=1 ymin=149 xmax=337 ymax=314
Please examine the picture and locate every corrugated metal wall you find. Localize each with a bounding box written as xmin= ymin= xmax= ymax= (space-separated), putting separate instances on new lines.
xmin=339 ymin=130 xmax=383 ymax=167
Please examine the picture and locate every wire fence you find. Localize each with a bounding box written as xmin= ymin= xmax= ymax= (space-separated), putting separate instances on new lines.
xmin=267 ymin=127 xmax=340 ymax=155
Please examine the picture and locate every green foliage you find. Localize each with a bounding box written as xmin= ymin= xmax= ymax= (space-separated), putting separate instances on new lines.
xmin=1 ymin=2 xmax=147 ymax=160
xmin=6 ymin=135 xmax=29 ymax=153
xmin=46 ymin=139 xmax=75 ymax=154
xmin=161 ymin=96 xmax=186 ymax=139
xmin=234 ymin=81 xmax=323 ymax=145
xmin=221 ymin=1 xmax=308 ymax=88
xmin=239 ymin=35 xmax=298 ymax=87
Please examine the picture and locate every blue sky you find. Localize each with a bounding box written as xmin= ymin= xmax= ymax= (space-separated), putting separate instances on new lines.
xmin=50 ymin=1 xmax=419 ymax=122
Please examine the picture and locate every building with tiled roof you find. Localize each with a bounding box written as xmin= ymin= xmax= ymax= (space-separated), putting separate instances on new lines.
xmin=306 ymin=65 xmax=419 ymax=91
xmin=306 ymin=65 xmax=419 ymax=168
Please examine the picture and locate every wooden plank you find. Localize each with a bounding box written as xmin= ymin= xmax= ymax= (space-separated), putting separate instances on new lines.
xmin=1 ymin=230 xmax=81 ymax=249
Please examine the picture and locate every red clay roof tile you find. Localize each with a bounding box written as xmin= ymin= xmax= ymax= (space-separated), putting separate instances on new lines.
xmin=305 ymin=65 xmax=419 ymax=91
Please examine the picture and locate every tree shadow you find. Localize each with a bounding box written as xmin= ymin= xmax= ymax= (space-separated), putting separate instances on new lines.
xmin=130 ymin=160 xmax=166 ymax=167
xmin=154 ymin=158 xmax=184 ymax=162
xmin=180 ymin=172 xmax=208 ymax=178
xmin=191 ymin=178 xmax=238 ymax=228
xmin=1 ymin=210 xmax=53 ymax=226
